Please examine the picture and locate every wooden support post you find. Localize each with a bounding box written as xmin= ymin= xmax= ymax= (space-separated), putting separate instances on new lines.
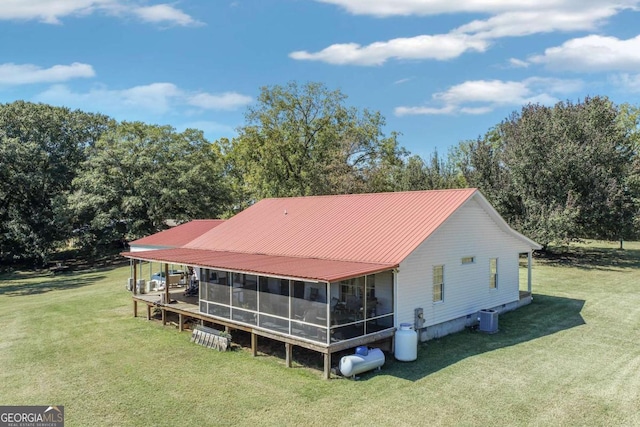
xmin=146 ymin=304 xmax=151 ymax=320
xmin=251 ymin=333 xmax=257 ymax=357
xmin=323 ymin=353 xmax=331 ymax=380
xmin=179 ymin=313 xmax=184 ymax=332
xmin=133 ymin=300 xmax=138 ymax=317
xmin=132 ymin=259 xmax=137 ymax=296
xmin=164 ymin=263 xmax=170 ymax=305
xmin=162 ymin=309 xmax=166 ymax=326
xmin=285 ymin=343 xmax=292 ymax=368
xmin=527 ymin=251 xmax=533 ymax=294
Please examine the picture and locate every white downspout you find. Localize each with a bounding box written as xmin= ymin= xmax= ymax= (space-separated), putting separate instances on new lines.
xmin=393 ymin=269 xmax=398 ymax=328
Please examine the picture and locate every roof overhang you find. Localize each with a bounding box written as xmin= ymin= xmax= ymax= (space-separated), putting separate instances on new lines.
xmin=122 ymin=248 xmax=397 ymax=283
xmin=129 ymin=244 xmax=175 ymax=252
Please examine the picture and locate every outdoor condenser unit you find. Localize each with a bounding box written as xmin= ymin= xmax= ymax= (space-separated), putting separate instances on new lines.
xmin=478 ymin=309 xmax=499 ymax=333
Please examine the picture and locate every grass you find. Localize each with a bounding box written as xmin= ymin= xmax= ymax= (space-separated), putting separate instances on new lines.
xmin=1 ymin=241 xmax=639 ymax=426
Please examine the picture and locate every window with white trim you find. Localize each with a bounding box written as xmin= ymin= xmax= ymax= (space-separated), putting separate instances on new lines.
xmin=433 ymin=265 xmax=444 ymax=302
xmin=462 ymin=256 xmax=475 ymax=264
xmin=490 ymin=258 xmax=498 ymax=289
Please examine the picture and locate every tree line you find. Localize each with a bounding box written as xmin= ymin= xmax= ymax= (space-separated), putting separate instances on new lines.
xmin=1 ymin=82 xmax=639 ymax=265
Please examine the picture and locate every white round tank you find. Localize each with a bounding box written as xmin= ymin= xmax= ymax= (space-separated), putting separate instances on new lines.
xmin=339 ymin=348 xmax=385 ymax=378
xmin=395 ymin=323 xmax=418 ymax=361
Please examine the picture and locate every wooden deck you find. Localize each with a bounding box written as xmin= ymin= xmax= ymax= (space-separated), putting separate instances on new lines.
xmin=132 ymin=289 xmax=395 ymax=379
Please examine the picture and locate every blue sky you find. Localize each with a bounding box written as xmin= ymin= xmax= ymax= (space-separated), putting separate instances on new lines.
xmin=1 ymin=1 xmax=640 ymax=157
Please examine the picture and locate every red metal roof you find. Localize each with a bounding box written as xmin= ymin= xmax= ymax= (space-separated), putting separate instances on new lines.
xmin=129 ymin=220 xmax=225 ymax=248
xmin=123 ymin=189 xmax=540 ymax=282
xmin=123 ymin=248 xmax=396 ymax=283
xmin=185 ymin=189 xmax=478 ymax=264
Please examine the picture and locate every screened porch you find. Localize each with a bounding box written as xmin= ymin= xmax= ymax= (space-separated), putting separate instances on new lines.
xmin=198 ymin=269 xmax=395 ymax=346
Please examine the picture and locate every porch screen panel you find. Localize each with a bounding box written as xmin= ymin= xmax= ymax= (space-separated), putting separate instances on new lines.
xmin=243 ymin=274 xmax=258 ymax=311
xmin=329 ymin=271 xmax=394 ymax=342
xmin=290 ymin=320 xmax=327 ymax=343
xmin=289 ymin=280 xmax=328 ymax=343
xmin=331 ymin=323 xmax=364 ymax=343
xmin=208 ymin=303 xmax=230 ymax=319
xmin=330 ymin=278 xmax=364 ymax=326
xmin=258 ymin=314 xmax=289 ymax=335
xmin=207 ymin=271 xmax=230 ymax=305
xmin=259 ymin=277 xmax=289 ymax=318
xmin=231 ymin=273 xmax=257 ymax=311
xmin=232 ymin=308 xmax=257 ymax=325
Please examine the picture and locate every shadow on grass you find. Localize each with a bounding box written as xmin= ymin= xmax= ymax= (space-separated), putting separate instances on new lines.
xmin=373 ymin=294 xmax=585 ymax=382
xmin=223 ymin=295 xmax=585 ymax=381
xmin=0 ymin=271 xmax=107 ymax=297
xmin=536 ymin=246 xmax=640 ymax=271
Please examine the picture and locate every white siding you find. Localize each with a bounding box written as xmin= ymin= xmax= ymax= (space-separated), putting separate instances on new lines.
xmin=396 ymin=197 xmax=533 ymax=329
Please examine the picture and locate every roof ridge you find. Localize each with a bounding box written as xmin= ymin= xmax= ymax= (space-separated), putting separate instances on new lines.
xmin=260 ymin=188 xmax=477 ymax=202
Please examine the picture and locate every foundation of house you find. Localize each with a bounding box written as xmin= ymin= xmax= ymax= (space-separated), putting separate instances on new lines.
xmin=418 ymin=292 xmax=532 ymax=341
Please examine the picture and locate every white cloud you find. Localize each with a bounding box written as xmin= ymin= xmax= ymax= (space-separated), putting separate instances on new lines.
xmin=316 ymin=0 xmax=635 ymax=18
xmin=452 ymin=6 xmax=617 ymax=38
xmin=35 ymin=82 xmax=182 ymax=115
xmin=132 ymin=4 xmax=202 ymax=26
xmin=508 ymin=58 xmax=530 ymax=68
xmin=295 ymin=1 xmax=639 ymax=66
xmin=530 ymin=34 xmax=640 ymax=72
xmin=0 ymin=0 xmax=110 ymax=24
xmin=395 ymin=105 xmax=455 ymax=115
xmin=290 ymin=33 xmax=488 ymax=65
xmin=316 ymin=0 xmax=518 ymax=17
xmin=0 ymin=0 xmax=201 ymax=27
xmin=432 ymin=80 xmax=532 ymax=107
xmin=395 ymin=77 xmax=583 ymax=116
xmin=34 ymin=83 xmax=253 ymax=117
xmin=0 ymin=62 xmax=95 ymax=85
xmin=611 ymin=73 xmax=640 ymax=92
xmin=394 ymin=77 xmax=413 ymax=85
xmin=459 ymin=106 xmax=495 ymax=115
xmin=188 ymin=92 xmax=253 ymax=110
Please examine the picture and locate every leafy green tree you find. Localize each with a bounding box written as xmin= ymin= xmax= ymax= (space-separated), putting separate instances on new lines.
xmin=0 ymin=101 xmax=113 ymax=264
xmin=394 ymin=151 xmax=462 ymax=191
xmin=225 ymin=81 xmax=407 ymax=205
xmin=616 ymin=103 xmax=640 ymax=242
xmin=71 ymin=122 xmax=232 ymax=250
xmin=456 ymin=97 xmax=637 ymax=249
xmin=618 ymin=103 xmax=640 ymax=151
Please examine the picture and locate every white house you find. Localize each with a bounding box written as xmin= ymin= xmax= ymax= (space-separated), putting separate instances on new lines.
xmin=123 ymin=189 xmax=540 ymax=378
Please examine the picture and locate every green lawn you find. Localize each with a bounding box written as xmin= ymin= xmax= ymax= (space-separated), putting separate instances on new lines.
xmin=1 ymin=241 xmax=639 ymax=426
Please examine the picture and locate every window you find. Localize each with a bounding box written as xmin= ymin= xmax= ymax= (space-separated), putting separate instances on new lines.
xmin=490 ymin=258 xmax=498 ymax=289
xmin=461 ymin=256 xmax=475 ymax=264
xmin=433 ymin=265 xmax=444 ymax=302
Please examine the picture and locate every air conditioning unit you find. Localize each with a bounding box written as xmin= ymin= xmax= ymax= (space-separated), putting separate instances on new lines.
xmin=136 ymin=279 xmax=146 ymax=294
xmin=478 ymin=309 xmax=499 ymax=333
